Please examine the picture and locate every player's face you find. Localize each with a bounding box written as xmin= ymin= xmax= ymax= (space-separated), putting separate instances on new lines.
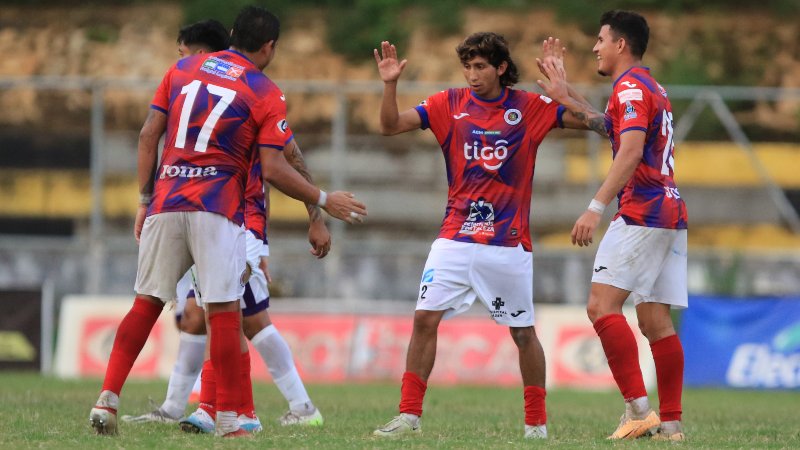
xmin=462 ymin=56 xmax=506 ymax=99
xmin=593 ymin=25 xmax=617 ymax=77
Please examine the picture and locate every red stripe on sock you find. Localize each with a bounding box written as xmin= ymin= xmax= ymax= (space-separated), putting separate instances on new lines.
xmin=199 ymin=359 xmax=216 ymax=419
xmin=593 ymin=314 xmax=647 ymax=401
xmin=523 ymin=385 xmax=547 ymax=426
xmin=210 ymin=311 xmax=241 ymax=413
xmin=101 ymin=296 xmax=163 ymax=395
xmin=398 ymin=371 xmax=427 ymax=416
xmin=238 ymin=351 xmax=255 ymax=417
xmin=651 ymin=334 xmax=684 ymax=422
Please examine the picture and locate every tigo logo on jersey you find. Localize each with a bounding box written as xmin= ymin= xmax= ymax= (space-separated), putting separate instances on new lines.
xmin=277 ymin=119 xmax=289 ymax=134
xmin=463 ymin=140 xmax=509 ymax=170
xmin=159 ymin=164 xmax=218 ymax=179
xmin=504 ymin=108 xmax=522 ymax=125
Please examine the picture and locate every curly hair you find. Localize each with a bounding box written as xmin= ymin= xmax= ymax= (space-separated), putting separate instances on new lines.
xmin=456 ymin=32 xmax=519 ymax=87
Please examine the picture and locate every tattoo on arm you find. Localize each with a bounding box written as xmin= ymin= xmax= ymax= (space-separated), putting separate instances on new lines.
xmin=285 ymin=140 xmax=323 ymax=221
xmin=568 ymin=104 xmax=608 ymax=137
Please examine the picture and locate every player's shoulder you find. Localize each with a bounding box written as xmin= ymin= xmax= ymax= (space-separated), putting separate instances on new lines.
xmin=506 ymin=87 xmax=555 ymax=107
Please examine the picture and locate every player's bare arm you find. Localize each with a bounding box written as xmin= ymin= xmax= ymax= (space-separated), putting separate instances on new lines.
xmin=571 ymin=130 xmax=645 ymax=247
xmin=536 ymin=37 xmax=607 ymax=137
xmin=259 ymin=146 xmax=367 ymax=224
xmin=283 ymin=138 xmax=332 ymax=258
xmin=374 ymin=41 xmax=421 ymax=135
xmin=134 ymin=109 xmax=167 ymax=242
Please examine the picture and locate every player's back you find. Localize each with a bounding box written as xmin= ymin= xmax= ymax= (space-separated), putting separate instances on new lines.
xmin=149 ymin=49 xmax=290 ymax=225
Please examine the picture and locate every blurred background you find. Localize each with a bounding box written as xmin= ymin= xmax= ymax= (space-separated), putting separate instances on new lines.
xmin=1 ymin=1 xmax=799 ymax=390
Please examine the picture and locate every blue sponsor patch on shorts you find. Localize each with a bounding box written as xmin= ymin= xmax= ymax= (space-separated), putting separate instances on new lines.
xmin=422 ymin=269 xmax=435 ymax=283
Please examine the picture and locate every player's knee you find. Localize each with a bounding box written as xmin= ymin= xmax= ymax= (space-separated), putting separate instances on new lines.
xmin=412 ymin=311 xmax=442 ymax=335
xmin=509 ymin=326 xmax=535 ymax=348
xmin=637 ymin=319 xmax=675 ymax=342
xmin=586 ymin=299 xmax=604 ymax=323
xmin=243 ymin=311 xmax=271 ymax=339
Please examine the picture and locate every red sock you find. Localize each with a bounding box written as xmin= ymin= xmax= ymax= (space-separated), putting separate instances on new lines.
xmin=199 ymin=359 xmax=216 ymax=419
xmin=238 ymin=351 xmax=255 ymax=417
xmin=101 ymin=296 xmax=163 ymax=395
xmin=651 ymin=334 xmax=684 ymax=422
xmin=523 ymin=385 xmax=547 ymax=426
xmin=593 ymin=314 xmax=647 ymax=401
xmin=210 ymin=311 xmax=241 ymax=413
xmin=398 ymin=371 xmax=427 ymax=416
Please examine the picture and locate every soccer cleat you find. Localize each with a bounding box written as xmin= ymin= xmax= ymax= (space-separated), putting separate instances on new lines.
xmin=89 ymin=407 xmax=118 ymax=435
xmin=652 ymin=420 xmax=685 ymax=441
xmin=373 ymin=414 xmax=421 ymax=438
xmin=279 ymin=408 xmax=324 ymax=426
xmin=608 ymin=410 xmax=660 ymax=440
xmin=238 ymin=414 xmax=263 ymax=433
xmin=524 ymin=424 xmax=548 ymax=439
xmin=121 ymin=407 xmax=180 ymax=424
xmin=220 ymin=428 xmax=252 ymax=438
xmin=90 ymin=390 xmax=119 ymax=435
xmin=179 ymin=408 xmax=215 ymax=434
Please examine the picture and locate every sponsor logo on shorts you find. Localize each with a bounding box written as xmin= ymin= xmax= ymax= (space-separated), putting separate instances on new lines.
xmin=593 ymin=266 xmax=608 ymax=273
xmin=490 ymin=297 xmax=507 ymax=319
xmin=422 ymin=269 xmax=435 ymax=283
xmin=510 ymin=310 xmax=525 ymax=318
xmin=459 ymin=197 xmax=495 ymax=237
xmin=159 ymin=165 xmax=218 ymax=179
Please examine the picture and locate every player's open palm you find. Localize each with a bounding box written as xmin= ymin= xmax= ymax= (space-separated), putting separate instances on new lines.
xmin=536 ymin=37 xmax=568 ymax=103
xmin=374 ymin=41 xmax=407 ymax=83
xmin=323 ymin=191 xmax=367 ymax=224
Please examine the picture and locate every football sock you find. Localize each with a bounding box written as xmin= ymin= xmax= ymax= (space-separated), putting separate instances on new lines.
xmin=198 ymin=359 xmax=216 ymax=418
xmin=650 ymin=334 xmax=684 ymax=422
xmin=239 ymin=350 xmax=255 ymax=417
xmin=523 ymin=385 xmax=547 ymax=426
xmin=161 ymin=332 xmax=206 ymax=418
xmin=251 ymin=324 xmax=314 ymax=413
xmin=101 ymin=296 xmax=163 ymax=396
xmin=398 ymin=371 xmax=427 ymax=417
xmin=593 ymin=314 xmax=647 ymax=402
xmin=209 ymin=311 xmax=242 ymax=414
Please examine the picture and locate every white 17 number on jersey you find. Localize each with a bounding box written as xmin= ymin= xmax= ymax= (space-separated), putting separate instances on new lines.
xmin=175 ymin=80 xmax=237 ymax=152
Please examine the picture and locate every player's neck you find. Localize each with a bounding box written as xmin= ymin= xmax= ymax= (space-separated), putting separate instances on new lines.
xmin=611 ymin=57 xmax=643 ymax=83
xmin=229 ymin=46 xmax=269 ymax=70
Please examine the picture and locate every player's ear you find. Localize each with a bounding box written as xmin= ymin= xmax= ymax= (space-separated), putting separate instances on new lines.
xmin=496 ymin=60 xmax=508 ymax=77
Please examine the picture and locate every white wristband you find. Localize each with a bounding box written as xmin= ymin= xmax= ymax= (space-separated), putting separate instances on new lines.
xmin=317 ymin=190 xmax=327 ymax=207
xmin=139 ymin=193 xmax=152 ymax=205
xmin=588 ymin=199 xmax=606 ymax=215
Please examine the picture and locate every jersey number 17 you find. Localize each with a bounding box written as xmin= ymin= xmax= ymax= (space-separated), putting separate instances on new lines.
xmin=175 ymin=80 xmax=237 ymax=152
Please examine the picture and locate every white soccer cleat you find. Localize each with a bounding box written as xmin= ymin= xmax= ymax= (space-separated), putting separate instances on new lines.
xmin=238 ymin=414 xmax=263 ymax=433
xmin=89 ymin=390 xmax=119 ymax=435
xmin=179 ymin=408 xmax=215 ymax=434
xmin=279 ymin=408 xmax=324 ymax=426
xmin=121 ymin=407 xmax=180 ymax=424
xmin=373 ymin=413 xmax=421 ymax=438
xmin=524 ymin=424 xmax=548 ymax=439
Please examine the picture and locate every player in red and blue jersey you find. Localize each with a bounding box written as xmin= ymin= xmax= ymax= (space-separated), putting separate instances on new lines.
xmin=566 ymin=10 xmax=689 ymax=441
xmin=90 ymin=6 xmax=365 ymax=438
xmin=372 ymin=32 xmax=607 ymax=440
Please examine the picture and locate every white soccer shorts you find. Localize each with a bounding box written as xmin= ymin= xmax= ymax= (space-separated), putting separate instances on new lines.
xmin=592 ymin=217 xmax=688 ymax=309
xmin=416 ymin=238 xmax=535 ymax=327
xmin=134 ymin=211 xmax=247 ymax=303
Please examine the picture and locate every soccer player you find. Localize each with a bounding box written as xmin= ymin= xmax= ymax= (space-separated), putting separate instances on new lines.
xmin=89 ymin=5 xmax=366 ymax=437
xmin=371 ymin=33 xmax=606 ymax=439
xmin=568 ymin=10 xmax=688 ymax=441
xmin=120 ymin=18 xmax=326 ymax=430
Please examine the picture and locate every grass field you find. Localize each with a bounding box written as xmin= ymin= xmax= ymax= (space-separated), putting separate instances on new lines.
xmin=0 ymin=373 xmax=797 ymax=449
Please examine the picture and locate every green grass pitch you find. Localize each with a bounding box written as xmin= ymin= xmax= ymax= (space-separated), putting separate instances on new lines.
xmin=0 ymin=372 xmax=797 ymax=449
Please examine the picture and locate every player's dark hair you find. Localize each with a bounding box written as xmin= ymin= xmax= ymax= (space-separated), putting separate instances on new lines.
xmin=456 ymin=32 xmax=519 ymax=87
xmin=230 ymin=5 xmax=280 ymax=53
xmin=177 ymin=19 xmax=229 ymax=52
xmin=600 ymin=10 xmax=649 ymax=59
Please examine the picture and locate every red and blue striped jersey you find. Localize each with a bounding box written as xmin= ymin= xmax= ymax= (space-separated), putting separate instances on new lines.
xmin=416 ymin=87 xmax=565 ymax=251
xmin=243 ymin=149 xmax=268 ymax=243
xmin=605 ymin=66 xmax=687 ymax=229
xmin=148 ymin=49 xmax=293 ymax=225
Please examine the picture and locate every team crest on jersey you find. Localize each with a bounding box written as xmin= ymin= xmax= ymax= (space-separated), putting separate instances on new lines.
xmin=201 ymin=57 xmax=245 ymax=81
xmin=504 ymin=108 xmax=522 ymax=125
xmin=459 ymin=197 xmax=495 ymax=237
xmin=277 ymin=119 xmax=288 ymax=134
xmin=623 ymin=101 xmax=637 ymax=121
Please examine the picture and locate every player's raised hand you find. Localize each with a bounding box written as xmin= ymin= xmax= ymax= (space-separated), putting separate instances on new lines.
xmin=323 ymin=191 xmax=367 ymax=224
xmin=536 ymin=37 xmax=569 ymax=103
xmin=374 ymin=41 xmax=408 ymax=83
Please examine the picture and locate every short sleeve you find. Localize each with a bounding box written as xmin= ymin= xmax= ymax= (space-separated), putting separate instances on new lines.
xmin=150 ymin=66 xmax=174 ymax=114
xmin=525 ymin=92 xmax=562 ymax=133
xmin=255 ymin=90 xmax=294 ymax=150
xmin=415 ymin=90 xmax=450 ymax=131
xmin=614 ymin=79 xmax=651 ymax=135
